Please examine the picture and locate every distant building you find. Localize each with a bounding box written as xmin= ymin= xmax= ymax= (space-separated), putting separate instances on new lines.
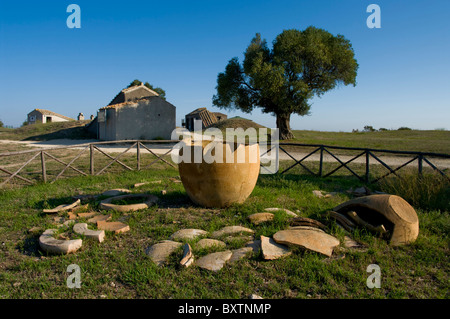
xmin=185 ymin=107 xmax=227 ymax=131
xmin=27 ymin=109 xmax=74 ymax=125
xmin=96 ymin=83 xmax=176 ymax=140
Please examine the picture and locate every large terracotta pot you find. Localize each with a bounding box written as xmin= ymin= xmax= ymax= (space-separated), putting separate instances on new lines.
xmin=178 ymin=139 xmax=260 ymax=208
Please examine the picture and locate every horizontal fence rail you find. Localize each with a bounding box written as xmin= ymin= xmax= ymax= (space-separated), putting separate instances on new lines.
xmin=0 ymin=140 xmax=449 ymax=188
xmin=277 ymin=143 xmax=450 ymax=183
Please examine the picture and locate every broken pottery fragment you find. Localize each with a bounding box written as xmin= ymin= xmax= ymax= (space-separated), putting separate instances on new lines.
xmin=101 ymin=189 xmax=132 ymax=197
xmin=87 ymin=214 xmax=111 ymax=223
xmin=99 ymin=194 xmax=158 ymax=212
xmin=180 ymin=243 xmax=194 ymax=267
xmin=273 ymin=227 xmax=340 ymax=257
xmin=326 ymin=211 xmax=356 ymax=232
xmin=248 ymin=213 xmax=274 ymax=225
xmin=39 ymin=229 xmax=82 ymax=254
xmin=196 ymin=238 xmax=227 ymax=250
xmin=73 ymin=223 xmax=105 ymax=242
xmin=333 ymin=194 xmax=419 ymax=246
xmin=43 ymin=199 xmax=81 ymax=214
xmin=245 ymin=239 xmax=261 ymax=253
xmin=170 ymin=229 xmax=208 ymax=241
xmin=264 ymin=208 xmax=298 ymax=217
xmin=77 ymin=212 xmax=98 ymax=219
xmin=260 ymin=235 xmax=292 ymax=260
xmin=290 ymin=217 xmax=328 ymax=231
xmin=195 ymin=250 xmax=233 ymax=272
xmin=146 ymin=240 xmax=183 ymax=266
xmin=211 ymin=226 xmax=255 ymax=238
xmin=229 ymin=247 xmax=253 ymax=263
xmin=96 ymin=221 xmax=130 ymax=234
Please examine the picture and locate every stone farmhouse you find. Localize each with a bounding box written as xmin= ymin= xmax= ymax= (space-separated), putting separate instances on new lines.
xmin=96 ymin=83 xmax=176 ymax=140
xmin=27 ymin=109 xmax=74 ymax=125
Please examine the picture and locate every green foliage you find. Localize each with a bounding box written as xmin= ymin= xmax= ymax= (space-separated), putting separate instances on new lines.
xmin=213 ymin=26 xmax=358 ymax=139
xmin=363 ymin=125 xmax=376 ymax=132
xmin=398 ymin=127 xmax=412 ymax=131
xmin=0 ymin=119 xmax=3 ymax=127
xmin=127 ymin=79 xmax=166 ymax=100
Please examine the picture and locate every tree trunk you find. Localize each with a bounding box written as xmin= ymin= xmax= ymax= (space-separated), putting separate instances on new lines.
xmin=276 ymin=113 xmax=294 ymax=140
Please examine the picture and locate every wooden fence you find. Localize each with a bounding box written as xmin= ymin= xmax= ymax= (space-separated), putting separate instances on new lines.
xmin=276 ymin=143 xmax=450 ymax=184
xmin=0 ymin=140 xmax=449 ymax=188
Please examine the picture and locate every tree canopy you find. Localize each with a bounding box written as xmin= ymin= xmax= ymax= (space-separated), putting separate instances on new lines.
xmin=127 ymin=79 xmax=166 ymax=100
xmin=212 ymin=26 xmax=358 ymax=139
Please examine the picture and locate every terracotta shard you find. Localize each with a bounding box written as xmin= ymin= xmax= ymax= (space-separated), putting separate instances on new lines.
xmin=170 ymin=229 xmax=208 ymax=241
xmin=260 ymin=235 xmax=292 ymax=260
xmin=99 ymin=194 xmax=158 ymax=212
xmin=273 ymin=228 xmax=340 ymax=257
xmin=326 ymin=211 xmax=356 ymax=232
xmin=39 ymin=229 xmax=82 ymax=254
xmin=101 ymin=189 xmax=132 ymax=197
xmin=333 ymin=194 xmax=419 ymax=246
xmin=264 ymin=208 xmax=298 ymax=217
xmin=146 ymin=240 xmax=183 ymax=266
xmin=290 ymin=217 xmax=328 ymax=230
xmin=87 ymin=214 xmax=111 ymax=223
xmin=96 ymin=221 xmax=130 ymax=234
xmin=195 ymin=250 xmax=233 ymax=271
xmin=248 ymin=213 xmax=274 ymax=225
xmin=43 ymin=199 xmax=81 ymax=214
xmin=196 ymin=238 xmax=227 ymax=250
xmin=180 ymin=243 xmax=194 ymax=267
xmin=211 ymin=226 xmax=255 ymax=239
xmin=73 ymin=223 xmax=105 ymax=243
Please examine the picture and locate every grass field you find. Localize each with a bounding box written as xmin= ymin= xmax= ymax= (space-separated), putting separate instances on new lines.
xmin=0 ymin=163 xmax=448 ymax=299
xmin=0 ymin=120 xmax=448 ymax=299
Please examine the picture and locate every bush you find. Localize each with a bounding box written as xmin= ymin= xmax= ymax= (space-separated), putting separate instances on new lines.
xmin=378 ymin=128 xmax=389 ymax=131
xmin=398 ymin=127 xmax=412 ymax=131
xmin=363 ymin=125 xmax=376 ymax=132
xmin=0 ymin=119 xmax=3 ymax=127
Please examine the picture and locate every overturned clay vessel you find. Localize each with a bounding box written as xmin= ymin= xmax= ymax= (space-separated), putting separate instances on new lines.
xmin=177 ymin=139 xmax=260 ymax=208
xmin=333 ymin=194 xmax=419 ymax=246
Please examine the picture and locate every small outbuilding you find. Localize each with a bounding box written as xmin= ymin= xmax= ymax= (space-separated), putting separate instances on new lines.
xmin=185 ymin=107 xmax=226 ymax=131
xmin=27 ymin=109 xmax=74 ymax=125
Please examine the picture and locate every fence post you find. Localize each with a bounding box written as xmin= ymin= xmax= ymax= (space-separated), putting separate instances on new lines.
xmin=418 ymin=154 xmax=423 ymax=177
xmin=365 ymin=150 xmax=370 ymax=183
xmin=41 ymin=151 xmax=47 ymax=183
xmin=137 ymin=141 xmax=141 ymax=171
xmin=318 ymin=145 xmax=324 ymax=177
xmin=90 ymin=144 xmax=94 ymax=175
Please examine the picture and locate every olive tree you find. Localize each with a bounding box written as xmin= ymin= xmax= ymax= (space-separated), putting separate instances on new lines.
xmin=213 ymin=26 xmax=358 ymax=139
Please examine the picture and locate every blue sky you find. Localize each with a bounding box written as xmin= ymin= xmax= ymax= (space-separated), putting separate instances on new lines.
xmin=0 ymin=0 xmax=449 ymax=131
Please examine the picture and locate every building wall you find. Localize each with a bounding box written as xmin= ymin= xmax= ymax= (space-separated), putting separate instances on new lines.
xmin=27 ymin=110 xmax=71 ymax=124
xmin=98 ymin=96 xmax=175 ymax=140
xmin=28 ymin=110 xmax=44 ymax=124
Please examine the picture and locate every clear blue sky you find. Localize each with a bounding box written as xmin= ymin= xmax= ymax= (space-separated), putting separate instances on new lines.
xmin=1 ymin=0 xmax=449 ymax=131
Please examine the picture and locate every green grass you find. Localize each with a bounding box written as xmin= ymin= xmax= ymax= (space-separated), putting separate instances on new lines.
xmin=0 ymin=165 xmax=448 ymax=299
xmin=290 ymin=129 xmax=450 ymax=154
xmin=0 ymin=120 xmax=95 ymax=141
